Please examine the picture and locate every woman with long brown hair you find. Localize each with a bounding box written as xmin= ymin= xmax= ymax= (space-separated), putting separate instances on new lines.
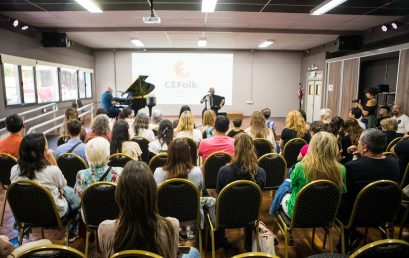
xmin=216 ymin=133 xmax=266 ymax=193
xmin=98 ymin=160 xmax=200 ymax=257
xmin=244 ymin=111 xmax=277 ymax=150
xmin=153 ymin=138 xmax=202 ymax=189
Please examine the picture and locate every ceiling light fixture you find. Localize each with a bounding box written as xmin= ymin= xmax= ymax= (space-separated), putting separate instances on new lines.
xmin=202 ymin=0 xmax=217 ymax=13
xmin=381 ymin=25 xmax=388 ymax=32
xmin=258 ymin=40 xmax=274 ymax=48
xmin=74 ymin=0 xmax=103 ymax=13
xmin=131 ymin=39 xmax=144 ymax=47
xmin=198 ymin=38 xmax=207 ymax=47
xmin=391 ymin=22 xmax=398 ymax=29
xmin=310 ymin=0 xmax=348 ymax=15
xmin=13 ymin=19 xmax=19 ymax=27
xmin=21 ymin=26 xmax=28 ymax=31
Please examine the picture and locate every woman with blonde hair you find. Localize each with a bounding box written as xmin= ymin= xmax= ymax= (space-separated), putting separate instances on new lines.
xmin=277 ymin=132 xmax=346 ymax=217
xmin=280 ymin=110 xmax=310 ymax=149
xmin=343 ymin=118 xmax=364 ymax=145
xmin=380 ymin=117 xmax=403 ymax=145
xmin=217 ymin=133 xmax=266 ymax=192
xmin=175 ymin=111 xmax=202 ymax=144
xmin=245 ymin=111 xmax=277 ymax=149
xmin=201 ymin=109 xmax=216 ymax=138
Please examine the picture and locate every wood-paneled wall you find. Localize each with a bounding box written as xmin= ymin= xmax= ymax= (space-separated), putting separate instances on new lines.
xmin=340 ymin=58 xmax=360 ymax=118
xmin=396 ymin=49 xmax=409 ymax=115
xmin=326 ymin=61 xmax=342 ymax=115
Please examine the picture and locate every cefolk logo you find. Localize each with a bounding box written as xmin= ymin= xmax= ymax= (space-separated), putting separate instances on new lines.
xmin=165 ymin=61 xmax=197 ymax=88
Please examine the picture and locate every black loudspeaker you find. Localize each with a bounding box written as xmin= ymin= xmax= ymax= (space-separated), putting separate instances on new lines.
xmin=42 ymin=32 xmax=72 ymax=48
xmin=378 ymin=84 xmax=390 ymax=93
xmin=335 ymin=35 xmax=363 ymax=51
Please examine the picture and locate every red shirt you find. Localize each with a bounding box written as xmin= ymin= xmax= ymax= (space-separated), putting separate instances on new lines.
xmin=85 ymin=131 xmax=112 ymax=142
xmin=0 ymin=134 xmax=23 ymax=158
xmin=198 ymin=135 xmax=235 ymax=161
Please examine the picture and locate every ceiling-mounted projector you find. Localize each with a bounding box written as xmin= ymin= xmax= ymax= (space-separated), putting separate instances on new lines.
xmin=143 ymin=16 xmax=161 ymax=24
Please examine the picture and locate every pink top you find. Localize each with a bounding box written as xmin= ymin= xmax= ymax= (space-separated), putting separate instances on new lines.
xmin=300 ymin=144 xmax=309 ymax=157
xmin=198 ymin=135 xmax=235 ymax=161
xmin=85 ymin=131 xmax=112 ymax=142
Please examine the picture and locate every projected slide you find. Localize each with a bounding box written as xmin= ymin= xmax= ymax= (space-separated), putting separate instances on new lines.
xmin=132 ymin=53 xmax=233 ymax=105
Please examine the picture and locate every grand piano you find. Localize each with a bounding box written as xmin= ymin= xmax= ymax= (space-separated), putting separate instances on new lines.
xmin=116 ymin=75 xmax=156 ymax=117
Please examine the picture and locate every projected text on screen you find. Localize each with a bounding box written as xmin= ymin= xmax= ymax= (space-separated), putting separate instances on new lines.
xmin=132 ymin=53 xmax=233 ymax=105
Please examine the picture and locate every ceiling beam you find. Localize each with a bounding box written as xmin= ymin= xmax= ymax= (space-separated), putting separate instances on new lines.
xmin=54 ymin=26 xmax=357 ymax=35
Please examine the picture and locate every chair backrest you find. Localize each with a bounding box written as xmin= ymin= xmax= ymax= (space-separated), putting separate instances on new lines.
xmin=108 ymin=153 xmax=134 ymax=167
xmin=148 ymin=153 xmax=168 ymax=173
xmin=81 ymin=182 xmax=119 ymax=229
xmin=57 ymin=153 xmax=88 ymax=187
xmin=253 ymin=138 xmax=273 ymax=158
xmin=232 ymin=252 xmax=279 ymax=258
xmin=131 ymin=137 xmax=150 ymax=162
xmin=203 ymin=152 xmax=233 ymax=189
xmin=16 ymin=244 xmax=86 ymax=258
xmin=216 ymin=180 xmax=262 ymax=230
xmin=350 ymin=239 xmax=409 ymax=258
xmin=347 ymin=180 xmax=402 ymax=228
xmin=400 ymin=163 xmax=409 ymax=188
xmin=110 ymin=250 xmax=163 ymax=258
xmin=282 ymin=138 xmax=307 ymax=168
xmin=257 ymin=153 xmax=286 ymax=190
xmin=157 ymin=179 xmax=200 ymax=223
xmin=386 ymin=137 xmax=402 ymax=152
xmin=57 ymin=135 xmax=70 ymax=147
xmin=383 ymin=152 xmax=398 ymax=159
xmin=183 ymin=137 xmax=198 ymax=166
xmin=291 ymin=180 xmax=341 ymax=229
xmin=0 ymin=152 xmax=17 ymax=189
xmin=7 ymin=180 xmax=62 ymax=228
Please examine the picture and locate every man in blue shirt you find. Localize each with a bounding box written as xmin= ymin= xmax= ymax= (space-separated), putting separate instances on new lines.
xmin=101 ymin=86 xmax=120 ymax=118
xmin=55 ymin=119 xmax=87 ymax=164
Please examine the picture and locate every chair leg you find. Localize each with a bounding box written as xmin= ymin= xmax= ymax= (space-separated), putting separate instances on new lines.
xmin=328 ymin=227 xmax=334 ymax=253
xmin=65 ymin=224 xmax=70 ymax=246
xmin=312 ymin=227 xmax=316 ymax=248
xmin=0 ymin=199 xmax=6 ymax=226
xmin=95 ymin=229 xmax=100 ymax=252
xmin=85 ymin=230 xmax=90 ymax=257
xmin=210 ymin=229 xmax=215 ymax=258
xmin=284 ymin=228 xmax=289 ymax=258
xmin=322 ymin=228 xmax=327 ymax=250
xmin=41 ymin=228 xmax=45 ymax=239
xmin=341 ymin=226 xmax=345 ymax=255
xmin=197 ymin=225 xmax=203 ymax=257
xmin=18 ymin=228 xmax=24 ymax=245
xmin=254 ymin=225 xmax=260 ymax=252
xmin=364 ymin=227 xmax=368 ymax=243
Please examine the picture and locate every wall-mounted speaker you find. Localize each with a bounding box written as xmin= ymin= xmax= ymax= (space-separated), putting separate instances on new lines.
xmin=42 ymin=32 xmax=71 ymax=48
xmin=335 ymin=35 xmax=363 ymax=51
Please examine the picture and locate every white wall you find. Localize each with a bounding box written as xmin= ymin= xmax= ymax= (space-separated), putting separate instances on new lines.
xmin=94 ymin=50 xmax=302 ymax=116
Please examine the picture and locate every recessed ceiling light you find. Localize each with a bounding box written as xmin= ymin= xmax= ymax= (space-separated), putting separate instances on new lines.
xmin=381 ymin=25 xmax=388 ymax=32
xmin=21 ymin=26 xmax=28 ymax=30
xmin=258 ymin=40 xmax=274 ymax=48
xmin=202 ymin=0 xmax=217 ymax=13
xmin=391 ymin=22 xmax=398 ymax=29
xmin=131 ymin=39 xmax=144 ymax=47
xmin=74 ymin=0 xmax=103 ymax=13
xmin=310 ymin=0 xmax=348 ymax=15
xmin=13 ymin=20 xmax=19 ymax=27
xmin=198 ymin=38 xmax=207 ymax=47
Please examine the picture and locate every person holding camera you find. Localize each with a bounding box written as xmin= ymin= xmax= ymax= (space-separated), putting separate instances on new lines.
xmin=355 ymin=87 xmax=378 ymax=128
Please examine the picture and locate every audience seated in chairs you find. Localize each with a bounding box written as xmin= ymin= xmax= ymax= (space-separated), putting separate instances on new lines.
xmin=349 ymin=107 xmax=366 ymax=129
xmin=198 ymin=115 xmax=235 ymax=162
xmin=280 ymin=110 xmax=310 ymax=150
xmin=110 ymin=120 xmax=142 ymax=160
xmin=327 ymin=117 xmax=353 ymax=164
xmin=98 ymin=160 xmax=200 ymax=258
xmin=10 ymin=133 xmax=77 ymax=218
xmin=245 ymin=111 xmax=277 ymax=151
xmin=392 ymin=104 xmax=409 ymax=134
xmin=74 ymin=137 xmax=122 ymax=197
xmin=85 ymin=114 xmax=112 ymax=142
xmin=133 ymin=112 xmax=155 ymax=142
xmin=343 ymin=118 xmax=364 ymax=146
xmin=380 ymin=117 xmax=403 ymax=146
xmin=201 ymin=110 xmax=216 ymax=139
xmin=0 ymin=235 xmax=52 ymax=258
xmin=392 ymin=134 xmax=409 ymax=181
xmin=262 ymin=107 xmax=277 ymax=132
xmin=55 ymin=119 xmax=87 ymax=164
xmin=149 ymin=119 xmax=173 ymax=155
xmin=227 ymin=118 xmax=244 ymax=138
xmin=376 ymin=105 xmax=390 ymax=128
xmin=149 ymin=109 xmax=163 ymax=131
xmin=296 ymin=121 xmax=328 ymax=162
xmin=217 ymin=133 xmax=266 ymax=193
xmin=173 ymin=105 xmax=192 ymax=129
xmin=117 ymin=108 xmax=134 ymax=137
xmin=154 ymin=138 xmax=203 ymax=189
xmin=319 ymin=108 xmax=332 ymax=124
xmin=270 ymin=131 xmax=346 ymax=217
xmin=338 ymin=129 xmax=400 ymax=223
xmin=60 ymin=107 xmax=79 ymax=136
xmin=0 ymin=114 xmax=24 ymax=158
xmin=175 ymin=111 xmax=202 ymax=144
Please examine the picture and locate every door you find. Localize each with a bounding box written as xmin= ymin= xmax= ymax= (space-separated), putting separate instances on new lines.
xmin=312 ymin=81 xmax=322 ymax=121
xmin=305 ymin=71 xmax=323 ymax=123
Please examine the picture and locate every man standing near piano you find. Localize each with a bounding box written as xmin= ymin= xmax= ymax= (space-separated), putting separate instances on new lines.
xmin=101 ymin=86 xmax=121 ymax=118
xmin=200 ymin=87 xmax=225 ymax=116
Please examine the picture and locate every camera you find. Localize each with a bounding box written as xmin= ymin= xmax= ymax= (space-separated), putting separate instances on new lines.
xmin=352 ymin=99 xmax=360 ymax=103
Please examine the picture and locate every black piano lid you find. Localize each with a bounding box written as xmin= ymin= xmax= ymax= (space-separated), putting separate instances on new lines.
xmin=125 ymin=75 xmax=155 ymax=97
